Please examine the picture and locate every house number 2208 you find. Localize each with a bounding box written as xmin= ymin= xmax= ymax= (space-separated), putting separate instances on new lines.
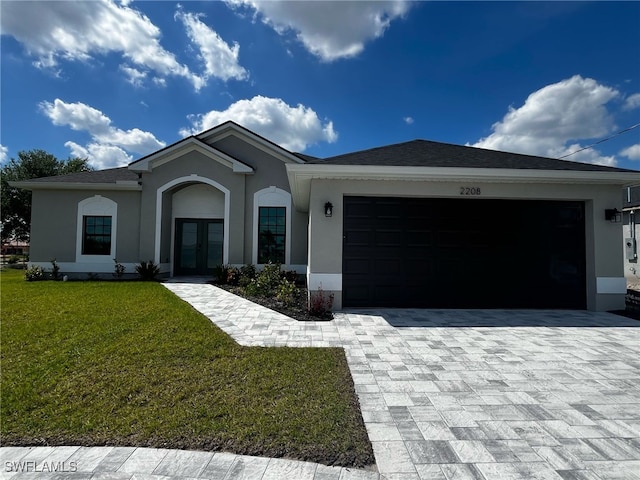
xmin=460 ymin=187 xmax=481 ymax=195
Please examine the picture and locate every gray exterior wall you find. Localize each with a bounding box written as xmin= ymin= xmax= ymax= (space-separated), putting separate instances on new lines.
xmin=29 ymin=189 xmax=141 ymax=272
xmin=306 ymin=178 xmax=625 ymax=312
xmin=212 ymin=135 xmax=308 ymax=266
xmin=136 ymin=141 xmax=306 ymax=273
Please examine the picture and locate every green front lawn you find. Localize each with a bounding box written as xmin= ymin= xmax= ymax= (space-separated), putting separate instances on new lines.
xmin=0 ymin=269 xmax=373 ymax=467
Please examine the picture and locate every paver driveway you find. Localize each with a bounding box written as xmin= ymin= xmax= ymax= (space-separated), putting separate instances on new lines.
xmin=163 ymin=281 xmax=640 ymax=480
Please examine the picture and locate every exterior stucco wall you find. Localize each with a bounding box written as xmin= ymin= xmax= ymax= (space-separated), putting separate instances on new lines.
xmin=29 ymin=189 xmax=141 ymax=270
xmin=213 ymin=135 xmax=308 ymax=267
xmin=137 ymin=144 xmax=307 ymax=272
xmin=137 ymin=150 xmax=246 ymax=270
xmin=306 ymin=178 xmax=625 ymax=311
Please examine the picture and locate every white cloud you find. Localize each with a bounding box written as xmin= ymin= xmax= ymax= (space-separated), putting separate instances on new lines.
xmin=65 ymin=141 xmax=133 ymax=170
xmin=175 ymin=9 xmax=248 ymax=82
xmin=120 ymin=65 xmax=148 ymax=87
xmin=624 ymin=93 xmax=640 ymax=111
xmin=621 ymin=144 xmax=640 ymax=161
xmin=0 ymin=145 xmax=8 ymax=163
xmin=403 ymin=116 xmax=414 ymax=125
xmin=181 ymin=95 xmax=337 ymax=151
xmin=472 ymin=75 xmax=620 ymax=166
xmin=226 ymin=0 xmax=411 ymax=61
xmin=40 ymin=99 xmax=165 ymax=168
xmin=0 ymin=0 xmax=206 ymax=90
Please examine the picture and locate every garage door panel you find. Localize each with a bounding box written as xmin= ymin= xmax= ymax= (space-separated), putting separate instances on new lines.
xmin=374 ymin=258 xmax=403 ymax=275
xmin=343 ymin=258 xmax=371 ymax=275
xmin=343 ymin=196 xmax=586 ymax=309
xmin=375 ymin=229 xmax=403 ymax=246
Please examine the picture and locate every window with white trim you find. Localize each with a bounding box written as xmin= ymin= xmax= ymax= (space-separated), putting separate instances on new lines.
xmin=253 ymin=187 xmax=291 ymax=265
xmin=258 ymin=206 xmax=286 ymax=264
xmin=76 ymin=196 xmax=117 ymax=262
xmin=82 ymin=216 xmax=112 ymax=255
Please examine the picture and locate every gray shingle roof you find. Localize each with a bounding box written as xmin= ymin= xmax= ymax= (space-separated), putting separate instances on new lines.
xmin=314 ymin=139 xmax=636 ymax=172
xmin=23 ymin=167 xmax=138 ymax=183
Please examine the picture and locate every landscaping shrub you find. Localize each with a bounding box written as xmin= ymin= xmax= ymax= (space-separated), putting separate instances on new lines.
xmin=309 ymin=285 xmax=334 ymax=320
xmin=135 ymin=260 xmax=160 ymax=281
xmin=24 ymin=265 xmax=44 ymax=282
xmin=245 ymin=262 xmax=282 ymax=297
xmin=113 ymin=258 xmax=126 ymax=279
xmin=276 ymin=278 xmax=298 ymax=306
xmin=50 ymin=259 xmax=61 ymax=280
xmin=239 ymin=264 xmax=256 ymax=287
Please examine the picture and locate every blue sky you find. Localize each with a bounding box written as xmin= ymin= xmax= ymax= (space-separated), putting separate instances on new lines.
xmin=1 ymin=1 xmax=639 ymax=170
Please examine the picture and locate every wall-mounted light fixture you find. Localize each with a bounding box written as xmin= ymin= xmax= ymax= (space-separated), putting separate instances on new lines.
xmin=324 ymin=202 xmax=333 ymax=217
xmin=605 ymin=208 xmax=622 ymax=223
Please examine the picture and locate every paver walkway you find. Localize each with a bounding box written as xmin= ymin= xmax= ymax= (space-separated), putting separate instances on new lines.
xmin=3 ymin=279 xmax=639 ymax=480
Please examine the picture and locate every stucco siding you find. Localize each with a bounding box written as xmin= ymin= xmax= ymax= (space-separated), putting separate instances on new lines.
xmin=29 ymin=189 xmax=141 ymax=266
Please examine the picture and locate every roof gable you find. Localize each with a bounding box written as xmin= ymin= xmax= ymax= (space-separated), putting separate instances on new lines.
xmin=195 ymin=121 xmax=306 ymax=165
xmin=128 ymin=137 xmax=253 ymax=174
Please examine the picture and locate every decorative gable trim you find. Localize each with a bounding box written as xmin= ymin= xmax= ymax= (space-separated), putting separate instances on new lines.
xmin=196 ymin=121 xmax=306 ymax=165
xmin=129 ymin=137 xmax=254 ymax=174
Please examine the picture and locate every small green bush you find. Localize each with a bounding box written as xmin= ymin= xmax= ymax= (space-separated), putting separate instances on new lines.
xmin=50 ymin=259 xmax=61 ymax=280
xmin=135 ymin=260 xmax=160 ymax=281
xmin=245 ymin=263 xmax=282 ymax=297
xmin=113 ymin=259 xmax=126 ymax=279
xmin=24 ymin=265 xmax=44 ymax=282
xmin=7 ymin=255 xmax=20 ymax=265
xmin=239 ymin=264 xmax=257 ymax=287
xmin=276 ymin=278 xmax=298 ymax=306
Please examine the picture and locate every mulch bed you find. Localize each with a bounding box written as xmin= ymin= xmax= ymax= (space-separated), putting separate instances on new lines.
xmin=213 ymin=284 xmax=333 ymax=322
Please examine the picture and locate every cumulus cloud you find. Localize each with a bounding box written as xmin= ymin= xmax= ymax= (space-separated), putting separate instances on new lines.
xmin=621 ymin=144 xmax=640 ymax=161
xmin=624 ymin=93 xmax=640 ymax=111
xmin=119 ymin=65 xmax=148 ymax=87
xmin=180 ymin=95 xmax=337 ymax=152
xmin=175 ymin=9 xmax=248 ymax=82
xmin=0 ymin=0 xmax=246 ymax=90
xmin=472 ymin=75 xmax=620 ymax=166
xmin=0 ymin=145 xmax=8 ymax=163
xmin=226 ymin=0 xmax=411 ymax=61
xmin=65 ymin=141 xmax=133 ymax=169
xmin=40 ymin=99 xmax=165 ymax=169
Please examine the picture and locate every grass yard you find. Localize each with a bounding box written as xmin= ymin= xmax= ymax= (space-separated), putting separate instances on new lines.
xmin=0 ymin=269 xmax=374 ymax=467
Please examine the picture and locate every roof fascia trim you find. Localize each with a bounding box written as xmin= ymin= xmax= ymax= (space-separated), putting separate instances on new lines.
xmin=9 ymin=181 xmax=142 ymax=191
xmin=286 ymin=164 xmax=640 ymax=212
xmin=129 ymin=137 xmax=254 ymax=174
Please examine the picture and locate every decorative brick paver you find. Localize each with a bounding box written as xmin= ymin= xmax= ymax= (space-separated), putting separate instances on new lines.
xmin=163 ymin=279 xmax=640 ymax=479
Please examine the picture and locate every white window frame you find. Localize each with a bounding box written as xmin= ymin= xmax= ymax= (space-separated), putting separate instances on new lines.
xmin=76 ymin=195 xmax=117 ymax=263
xmin=253 ymin=186 xmax=291 ymax=266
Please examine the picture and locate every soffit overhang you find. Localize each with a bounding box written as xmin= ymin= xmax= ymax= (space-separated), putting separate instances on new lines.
xmin=286 ymin=164 xmax=640 ymax=212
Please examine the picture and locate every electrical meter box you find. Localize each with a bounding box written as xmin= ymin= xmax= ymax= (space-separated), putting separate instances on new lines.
xmin=625 ymin=237 xmax=637 ymax=260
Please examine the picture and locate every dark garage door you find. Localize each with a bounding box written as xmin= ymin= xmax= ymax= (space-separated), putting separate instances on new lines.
xmin=342 ymin=196 xmax=586 ymax=309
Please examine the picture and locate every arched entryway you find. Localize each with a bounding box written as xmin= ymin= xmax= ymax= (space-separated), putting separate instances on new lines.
xmin=155 ymin=176 xmax=230 ymax=276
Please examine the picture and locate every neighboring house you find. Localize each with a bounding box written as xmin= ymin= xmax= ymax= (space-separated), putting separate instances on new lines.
xmin=12 ymin=121 xmax=640 ymax=311
xmin=1 ymin=240 xmax=29 ymax=256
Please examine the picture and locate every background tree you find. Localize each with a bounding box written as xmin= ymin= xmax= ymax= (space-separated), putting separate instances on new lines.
xmin=1 ymin=150 xmax=93 ymax=243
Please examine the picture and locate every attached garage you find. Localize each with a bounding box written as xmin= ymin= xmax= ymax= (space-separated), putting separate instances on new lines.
xmin=287 ymin=138 xmax=640 ymax=312
xmin=342 ymin=196 xmax=586 ymax=309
